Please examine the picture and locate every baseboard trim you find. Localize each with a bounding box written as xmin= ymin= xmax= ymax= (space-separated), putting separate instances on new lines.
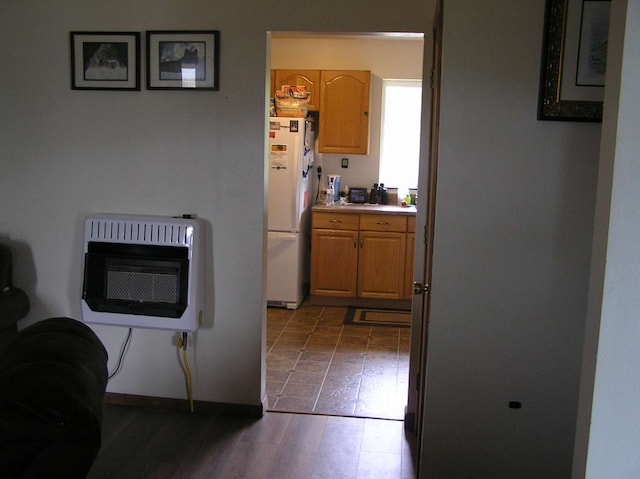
xmin=104 ymin=392 xmax=265 ymax=418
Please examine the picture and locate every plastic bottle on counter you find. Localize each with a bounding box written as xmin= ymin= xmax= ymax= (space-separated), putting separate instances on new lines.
xmin=326 ymin=186 xmax=334 ymax=206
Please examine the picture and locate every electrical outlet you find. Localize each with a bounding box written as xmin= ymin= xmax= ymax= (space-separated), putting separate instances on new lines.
xmin=341 ymin=158 xmax=349 ymax=168
xmin=173 ymin=331 xmax=193 ymax=348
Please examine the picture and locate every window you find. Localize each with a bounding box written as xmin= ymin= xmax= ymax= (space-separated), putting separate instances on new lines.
xmin=379 ymin=79 xmax=422 ymax=195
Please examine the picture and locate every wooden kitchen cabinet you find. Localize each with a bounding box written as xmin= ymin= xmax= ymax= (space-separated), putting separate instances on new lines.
xmin=270 ymin=70 xmax=276 ymax=99
xmin=358 ymin=231 xmax=406 ymax=299
xmin=271 ymin=69 xmax=371 ymax=154
xmin=319 ymin=70 xmax=371 ymax=155
xmin=404 ymin=216 xmax=416 ymax=299
xmin=358 ymin=215 xmax=407 ymax=300
xmin=311 ymin=210 xmax=412 ymax=302
xmin=273 ymin=70 xmax=321 ymax=111
xmin=310 ymin=212 xmax=358 ymax=297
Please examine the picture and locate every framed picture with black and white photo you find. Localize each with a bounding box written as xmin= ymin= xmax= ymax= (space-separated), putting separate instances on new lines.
xmin=146 ymin=30 xmax=220 ymax=90
xmin=70 ymin=32 xmax=140 ymax=91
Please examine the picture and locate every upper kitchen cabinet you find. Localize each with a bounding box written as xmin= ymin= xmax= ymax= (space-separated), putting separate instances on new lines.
xmin=319 ymin=70 xmax=371 ymax=155
xmin=273 ymin=70 xmax=321 ymax=111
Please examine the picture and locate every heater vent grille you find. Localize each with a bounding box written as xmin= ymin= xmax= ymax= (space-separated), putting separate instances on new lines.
xmin=86 ymin=218 xmax=192 ymax=246
xmin=106 ymin=270 xmax=179 ymax=304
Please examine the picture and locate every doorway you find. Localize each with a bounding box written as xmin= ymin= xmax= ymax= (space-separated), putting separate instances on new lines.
xmin=265 ymin=32 xmax=427 ymax=421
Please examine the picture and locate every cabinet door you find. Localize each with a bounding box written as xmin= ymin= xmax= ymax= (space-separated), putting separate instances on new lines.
xmin=310 ymin=229 xmax=358 ymax=297
xmin=269 ymin=70 xmax=276 ymax=99
xmin=273 ymin=70 xmax=321 ymax=111
xmin=319 ymin=70 xmax=371 ymax=154
xmin=404 ymin=232 xmax=415 ymax=299
xmin=357 ymin=231 xmax=406 ymax=299
xmin=404 ymin=216 xmax=416 ymax=299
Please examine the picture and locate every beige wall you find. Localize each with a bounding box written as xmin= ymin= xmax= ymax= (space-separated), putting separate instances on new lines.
xmin=0 ymin=0 xmax=431 ymax=408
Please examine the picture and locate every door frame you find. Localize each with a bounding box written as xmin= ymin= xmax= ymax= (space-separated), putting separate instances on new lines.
xmin=405 ymin=0 xmax=442 ymax=469
xmin=265 ymin=30 xmax=433 ymax=424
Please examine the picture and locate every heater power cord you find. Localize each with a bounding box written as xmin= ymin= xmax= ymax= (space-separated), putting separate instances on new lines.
xmin=178 ymin=332 xmax=194 ymax=413
xmin=108 ymin=327 xmax=132 ymax=380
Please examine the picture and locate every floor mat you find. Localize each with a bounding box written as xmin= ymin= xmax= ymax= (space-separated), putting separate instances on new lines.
xmin=344 ymin=307 xmax=411 ymax=328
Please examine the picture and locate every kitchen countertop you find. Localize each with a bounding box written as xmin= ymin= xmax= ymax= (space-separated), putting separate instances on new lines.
xmin=312 ymin=203 xmax=417 ymax=216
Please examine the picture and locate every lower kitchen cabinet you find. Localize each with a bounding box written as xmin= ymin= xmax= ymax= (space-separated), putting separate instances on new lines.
xmin=404 ymin=216 xmax=416 ymax=299
xmin=357 ymin=231 xmax=406 ymax=299
xmin=310 ymin=210 xmax=414 ymax=302
xmin=310 ymin=228 xmax=358 ymax=297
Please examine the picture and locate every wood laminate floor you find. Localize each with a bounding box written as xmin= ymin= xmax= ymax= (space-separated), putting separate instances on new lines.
xmin=88 ymin=301 xmax=415 ymax=478
xmin=88 ymin=404 xmax=417 ymax=478
xmin=267 ymin=301 xmax=410 ymax=420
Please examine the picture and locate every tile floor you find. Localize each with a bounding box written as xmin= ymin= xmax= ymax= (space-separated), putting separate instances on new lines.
xmin=266 ymin=301 xmax=411 ymax=420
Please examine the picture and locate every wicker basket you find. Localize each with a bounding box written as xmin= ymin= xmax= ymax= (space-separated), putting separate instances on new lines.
xmin=274 ymin=96 xmax=310 ymax=118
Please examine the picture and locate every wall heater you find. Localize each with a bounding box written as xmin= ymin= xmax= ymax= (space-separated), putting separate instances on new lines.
xmin=81 ymin=213 xmax=204 ymax=331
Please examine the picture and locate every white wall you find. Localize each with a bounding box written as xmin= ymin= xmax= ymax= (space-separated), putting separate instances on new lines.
xmin=421 ymin=1 xmax=600 ymax=477
xmin=271 ymin=35 xmax=425 ymax=191
xmin=0 ymin=0 xmax=431 ymax=408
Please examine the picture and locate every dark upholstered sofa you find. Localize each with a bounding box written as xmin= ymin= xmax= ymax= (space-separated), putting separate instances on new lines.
xmin=0 ymin=244 xmax=109 ymax=478
xmin=0 ymin=318 xmax=108 ymax=478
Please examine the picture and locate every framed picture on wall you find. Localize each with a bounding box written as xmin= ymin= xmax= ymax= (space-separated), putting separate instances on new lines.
xmin=70 ymin=32 xmax=140 ymax=90
xmin=146 ymin=31 xmax=220 ymax=90
xmin=538 ymin=0 xmax=610 ymax=122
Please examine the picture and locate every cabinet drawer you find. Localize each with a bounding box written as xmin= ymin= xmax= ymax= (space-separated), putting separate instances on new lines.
xmin=312 ymin=212 xmax=359 ymax=230
xmin=407 ymin=216 xmax=416 ymax=233
xmin=359 ymin=214 xmax=407 ymax=232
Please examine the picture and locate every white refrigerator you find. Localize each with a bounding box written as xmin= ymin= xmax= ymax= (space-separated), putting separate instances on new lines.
xmin=267 ymin=117 xmax=314 ymax=309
